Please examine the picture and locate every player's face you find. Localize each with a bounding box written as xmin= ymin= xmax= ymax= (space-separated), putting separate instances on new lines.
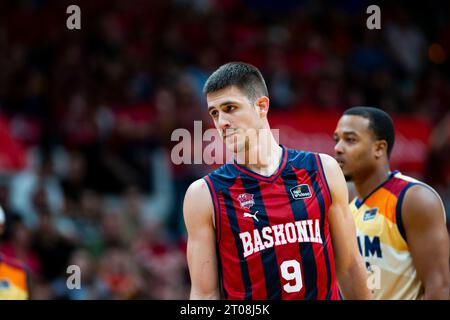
xmin=333 ymin=115 xmax=377 ymax=181
xmin=207 ymin=86 xmax=264 ymax=154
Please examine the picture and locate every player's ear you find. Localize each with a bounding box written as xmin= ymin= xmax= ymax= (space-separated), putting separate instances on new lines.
xmin=374 ymin=140 xmax=388 ymax=159
xmin=255 ymin=96 xmax=269 ymax=118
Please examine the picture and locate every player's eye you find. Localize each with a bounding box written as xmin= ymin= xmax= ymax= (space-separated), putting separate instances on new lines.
xmin=210 ymin=110 xmax=218 ymax=118
xmin=224 ymin=105 xmax=236 ymax=112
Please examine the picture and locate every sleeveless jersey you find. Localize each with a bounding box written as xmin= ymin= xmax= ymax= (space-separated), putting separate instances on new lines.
xmin=204 ymin=146 xmax=340 ymax=300
xmin=350 ymin=170 xmax=425 ymax=299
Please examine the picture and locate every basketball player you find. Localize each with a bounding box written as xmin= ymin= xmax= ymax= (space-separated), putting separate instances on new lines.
xmin=183 ymin=62 xmax=371 ymax=299
xmin=333 ymin=106 xmax=449 ymax=299
xmin=0 ymin=206 xmax=30 ymax=299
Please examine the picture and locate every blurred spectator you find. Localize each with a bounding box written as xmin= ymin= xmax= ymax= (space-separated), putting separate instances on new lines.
xmin=32 ymin=207 xmax=76 ymax=283
xmin=0 ymin=182 xmax=21 ymax=241
xmin=424 ymin=114 xmax=450 ymax=232
xmin=97 ymin=246 xmax=148 ymax=299
xmin=9 ymin=152 xmax=64 ymax=228
xmin=0 ymin=216 xmax=41 ymax=277
xmin=385 ymin=8 xmax=426 ymax=78
xmin=133 ymin=220 xmax=189 ymax=299
xmin=51 ymin=249 xmax=111 ymax=300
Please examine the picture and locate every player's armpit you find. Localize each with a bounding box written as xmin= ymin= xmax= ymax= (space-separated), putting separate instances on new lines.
xmin=319 ymin=153 xmax=372 ymax=300
xmin=402 ymin=184 xmax=450 ymax=300
xmin=183 ymin=178 xmax=220 ymax=299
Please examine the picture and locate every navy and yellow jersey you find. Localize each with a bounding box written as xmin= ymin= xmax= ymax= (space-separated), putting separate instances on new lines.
xmin=350 ymin=170 xmax=431 ymax=300
xmin=204 ymin=145 xmax=340 ymax=300
xmin=0 ymin=254 xmax=30 ymax=300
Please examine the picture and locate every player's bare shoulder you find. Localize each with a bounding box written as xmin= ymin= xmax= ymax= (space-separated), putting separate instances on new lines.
xmin=402 ymin=182 xmax=446 ymax=222
xmin=318 ymin=152 xmax=338 ymax=168
xmin=183 ymin=178 xmax=215 ymax=227
xmin=316 ymin=152 xmax=349 ymax=205
xmin=317 ymin=153 xmax=342 ymax=181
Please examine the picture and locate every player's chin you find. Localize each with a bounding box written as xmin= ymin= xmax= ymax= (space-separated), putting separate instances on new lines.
xmin=338 ymin=165 xmax=352 ymax=181
xmin=337 ymin=162 xmax=349 ymax=176
xmin=342 ymin=168 xmax=353 ymax=181
xmin=228 ymin=141 xmax=246 ymax=154
xmin=343 ymin=174 xmax=353 ymax=182
xmin=223 ymin=139 xmax=238 ymax=153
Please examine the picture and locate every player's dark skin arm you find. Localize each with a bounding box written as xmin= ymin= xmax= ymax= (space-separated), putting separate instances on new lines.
xmin=402 ymin=185 xmax=450 ymax=299
xmin=320 ymin=154 xmax=372 ymax=299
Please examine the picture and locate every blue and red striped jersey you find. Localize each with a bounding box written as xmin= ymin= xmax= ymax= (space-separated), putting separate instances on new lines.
xmin=204 ymin=145 xmax=340 ymax=300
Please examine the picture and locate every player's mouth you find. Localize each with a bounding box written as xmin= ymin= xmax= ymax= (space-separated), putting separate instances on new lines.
xmin=335 ymin=157 xmax=346 ymax=168
xmin=222 ymin=130 xmax=238 ymax=140
xmin=222 ymin=133 xmax=235 ymax=141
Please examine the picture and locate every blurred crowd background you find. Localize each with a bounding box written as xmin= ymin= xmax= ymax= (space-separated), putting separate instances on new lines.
xmin=0 ymin=0 xmax=449 ymax=299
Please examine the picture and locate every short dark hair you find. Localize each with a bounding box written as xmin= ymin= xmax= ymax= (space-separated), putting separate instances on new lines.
xmin=203 ymin=62 xmax=268 ymax=102
xmin=343 ymin=106 xmax=395 ymax=158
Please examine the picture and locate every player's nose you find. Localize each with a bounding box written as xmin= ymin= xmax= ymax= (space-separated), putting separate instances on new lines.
xmin=217 ymin=112 xmax=231 ymax=130
xmin=334 ymin=139 xmax=344 ymax=155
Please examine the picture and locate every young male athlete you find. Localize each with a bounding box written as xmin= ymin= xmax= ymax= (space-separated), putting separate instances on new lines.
xmin=333 ymin=106 xmax=449 ymax=299
xmin=0 ymin=206 xmax=30 ymax=300
xmin=183 ymin=62 xmax=370 ymax=300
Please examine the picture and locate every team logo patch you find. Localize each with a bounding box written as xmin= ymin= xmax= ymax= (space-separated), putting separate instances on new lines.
xmin=237 ymin=193 xmax=255 ymax=210
xmin=363 ymin=208 xmax=378 ymax=221
xmin=290 ymin=184 xmax=312 ymax=200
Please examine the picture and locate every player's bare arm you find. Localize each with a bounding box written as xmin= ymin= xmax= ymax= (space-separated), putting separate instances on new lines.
xmin=320 ymin=153 xmax=372 ymax=299
xmin=402 ymin=185 xmax=450 ymax=300
xmin=183 ymin=179 xmax=220 ymax=299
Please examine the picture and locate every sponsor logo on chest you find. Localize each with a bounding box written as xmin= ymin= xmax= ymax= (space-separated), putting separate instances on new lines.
xmin=290 ymin=184 xmax=312 ymax=200
xmin=363 ymin=208 xmax=378 ymax=221
xmin=0 ymin=279 xmax=11 ymax=289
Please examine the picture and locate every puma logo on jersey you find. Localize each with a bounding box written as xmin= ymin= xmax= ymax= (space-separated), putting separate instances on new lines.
xmin=243 ymin=211 xmax=259 ymax=222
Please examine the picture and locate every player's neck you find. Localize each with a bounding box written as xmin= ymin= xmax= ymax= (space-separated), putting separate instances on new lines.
xmin=353 ymin=164 xmax=391 ymax=200
xmin=236 ymin=136 xmax=282 ymax=177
